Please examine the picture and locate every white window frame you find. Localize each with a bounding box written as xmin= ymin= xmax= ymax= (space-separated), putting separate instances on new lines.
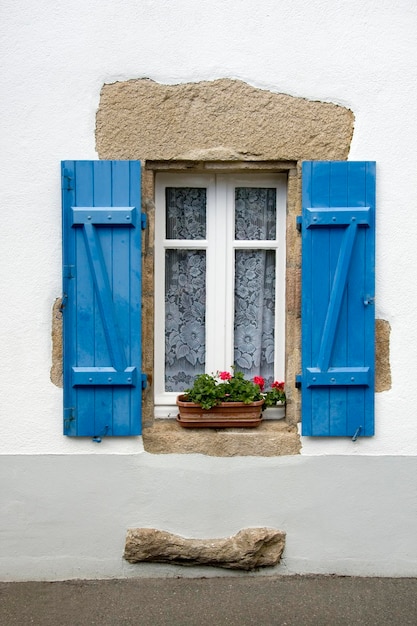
xmin=154 ymin=172 xmax=287 ymax=417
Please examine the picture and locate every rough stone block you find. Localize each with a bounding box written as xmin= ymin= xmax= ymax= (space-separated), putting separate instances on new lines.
xmin=142 ymin=419 xmax=300 ymax=456
xmin=124 ymin=527 xmax=286 ymax=571
xmin=375 ymin=319 xmax=392 ymax=392
xmin=96 ymin=78 xmax=354 ymax=162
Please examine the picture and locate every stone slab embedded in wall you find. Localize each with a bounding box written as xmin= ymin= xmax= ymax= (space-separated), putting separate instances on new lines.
xmin=375 ymin=319 xmax=392 ymax=392
xmin=96 ymin=79 xmax=354 ymax=161
xmin=124 ymin=528 xmax=286 ymax=571
xmin=51 ymin=298 xmax=63 ymax=387
xmin=142 ymin=419 xmax=300 ymax=456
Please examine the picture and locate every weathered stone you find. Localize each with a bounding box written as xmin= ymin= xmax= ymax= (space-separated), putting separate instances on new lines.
xmin=50 ymin=298 xmax=63 ymax=387
xmin=124 ymin=527 xmax=286 ymax=571
xmin=375 ymin=319 xmax=392 ymax=392
xmin=142 ymin=419 xmax=301 ymax=456
xmin=96 ymin=78 xmax=354 ymax=162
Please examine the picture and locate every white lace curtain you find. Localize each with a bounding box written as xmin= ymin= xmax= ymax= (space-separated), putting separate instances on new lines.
xmin=164 ymin=187 xmax=276 ymax=392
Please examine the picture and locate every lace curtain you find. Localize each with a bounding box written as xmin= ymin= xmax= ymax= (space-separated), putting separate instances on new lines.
xmin=164 ymin=186 xmax=276 ymax=392
xmin=234 ymin=249 xmax=275 ymax=387
xmin=234 ymin=188 xmax=276 ymax=387
xmin=165 ymin=188 xmax=206 ymax=391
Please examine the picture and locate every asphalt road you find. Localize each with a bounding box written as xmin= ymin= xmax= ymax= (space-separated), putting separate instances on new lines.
xmin=1 ymin=575 xmax=417 ymax=626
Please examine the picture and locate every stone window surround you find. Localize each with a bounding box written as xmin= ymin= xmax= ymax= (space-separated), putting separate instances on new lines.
xmin=142 ymin=158 xmax=299 ymax=420
xmin=140 ymin=159 xmax=302 ymax=456
xmin=51 ymin=78 xmax=391 ymax=455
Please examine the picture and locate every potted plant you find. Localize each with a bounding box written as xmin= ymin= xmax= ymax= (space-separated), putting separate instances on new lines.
xmin=176 ymin=369 xmax=285 ymax=428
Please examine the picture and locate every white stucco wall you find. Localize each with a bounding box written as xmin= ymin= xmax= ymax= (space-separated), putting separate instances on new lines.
xmin=1 ymin=0 xmax=416 ymax=456
xmin=1 ymin=0 xmax=417 ymax=580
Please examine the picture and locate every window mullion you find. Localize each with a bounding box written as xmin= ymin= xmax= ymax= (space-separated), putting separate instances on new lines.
xmin=224 ymin=176 xmax=236 ymax=371
xmin=206 ymin=176 xmax=228 ymax=373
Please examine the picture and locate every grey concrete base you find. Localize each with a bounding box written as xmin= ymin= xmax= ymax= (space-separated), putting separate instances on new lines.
xmin=1 ymin=454 xmax=417 ymax=580
xmin=2 ymin=577 xmax=417 ymax=626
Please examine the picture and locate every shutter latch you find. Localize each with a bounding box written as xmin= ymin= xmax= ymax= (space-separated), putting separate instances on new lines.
xmin=363 ymin=296 xmax=375 ymax=306
xmin=92 ymin=425 xmax=109 ymax=443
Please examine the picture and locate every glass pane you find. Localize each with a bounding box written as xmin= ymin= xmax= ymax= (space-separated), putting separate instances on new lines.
xmin=234 ymin=250 xmax=276 ymax=386
xmin=165 ymin=249 xmax=206 ymax=391
xmin=235 ymin=187 xmax=276 ymax=240
xmin=166 ymin=187 xmax=206 ymax=239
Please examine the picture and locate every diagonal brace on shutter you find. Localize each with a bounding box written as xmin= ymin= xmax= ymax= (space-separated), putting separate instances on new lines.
xmin=81 ymin=223 xmax=127 ymax=372
xmin=305 ymin=207 xmax=371 ymax=374
xmin=316 ymin=221 xmax=358 ymax=373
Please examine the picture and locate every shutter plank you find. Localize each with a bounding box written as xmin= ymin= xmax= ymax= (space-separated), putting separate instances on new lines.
xmin=74 ymin=162 xmax=96 ymax=437
xmin=92 ymin=162 xmax=114 ymax=438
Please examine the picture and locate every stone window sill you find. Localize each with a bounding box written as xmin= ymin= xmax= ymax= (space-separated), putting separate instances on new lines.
xmin=142 ymin=419 xmax=301 ymax=456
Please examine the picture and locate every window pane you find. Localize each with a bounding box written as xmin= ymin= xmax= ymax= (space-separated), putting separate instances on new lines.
xmin=166 ymin=187 xmax=206 ymax=239
xmin=165 ymin=249 xmax=206 ymax=391
xmin=234 ymin=250 xmax=275 ymax=386
xmin=235 ymin=187 xmax=276 ymax=240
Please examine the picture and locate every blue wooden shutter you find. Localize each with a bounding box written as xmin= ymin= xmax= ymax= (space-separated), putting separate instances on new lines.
xmin=61 ymin=161 xmax=145 ymax=437
xmin=299 ymin=161 xmax=376 ymax=437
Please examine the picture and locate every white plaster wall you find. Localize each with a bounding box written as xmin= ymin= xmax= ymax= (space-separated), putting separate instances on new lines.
xmin=1 ymin=1 xmax=417 ymax=581
xmin=1 ymin=0 xmax=417 ymax=457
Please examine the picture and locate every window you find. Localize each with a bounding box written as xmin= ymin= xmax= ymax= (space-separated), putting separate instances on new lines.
xmin=154 ymin=173 xmax=287 ymax=416
xmin=61 ymin=160 xmax=375 ymax=442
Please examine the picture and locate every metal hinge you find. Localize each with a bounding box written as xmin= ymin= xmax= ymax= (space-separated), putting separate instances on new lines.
xmin=295 ymin=374 xmax=302 ymax=389
xmin=141 ymin=212 xmax=147 ymax=230
xmin=62 ymin=170 xmax=73 ymax=191
xmin=63 ymin=265 xmax=75 ymax=279
xmin=60 ymin=294 xmax=68 ymax=310
xmin=64 ymin=408 xmax=75 ymax=432
xmin=296 ymin=216 xmax=302 ymax=232
xmin=62 ymin=266 xmax=75 ymax=312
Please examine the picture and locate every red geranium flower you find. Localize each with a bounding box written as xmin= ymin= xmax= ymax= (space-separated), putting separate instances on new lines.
xmin=272 ymin=381 xmax=284 ymax=391
xmin=219 ymin=371 xmax=232 ymax=380
xmin=253 ymin=376 xmax=265 ymax=391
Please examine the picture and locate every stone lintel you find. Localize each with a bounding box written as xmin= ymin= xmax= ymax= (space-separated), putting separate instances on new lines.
xmin=96 ymin=78 xmax=354 ymax=162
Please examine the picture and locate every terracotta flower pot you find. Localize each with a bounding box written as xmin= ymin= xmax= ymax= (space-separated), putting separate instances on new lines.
xmin=176 ymin=395 xmax=264 ymax=428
